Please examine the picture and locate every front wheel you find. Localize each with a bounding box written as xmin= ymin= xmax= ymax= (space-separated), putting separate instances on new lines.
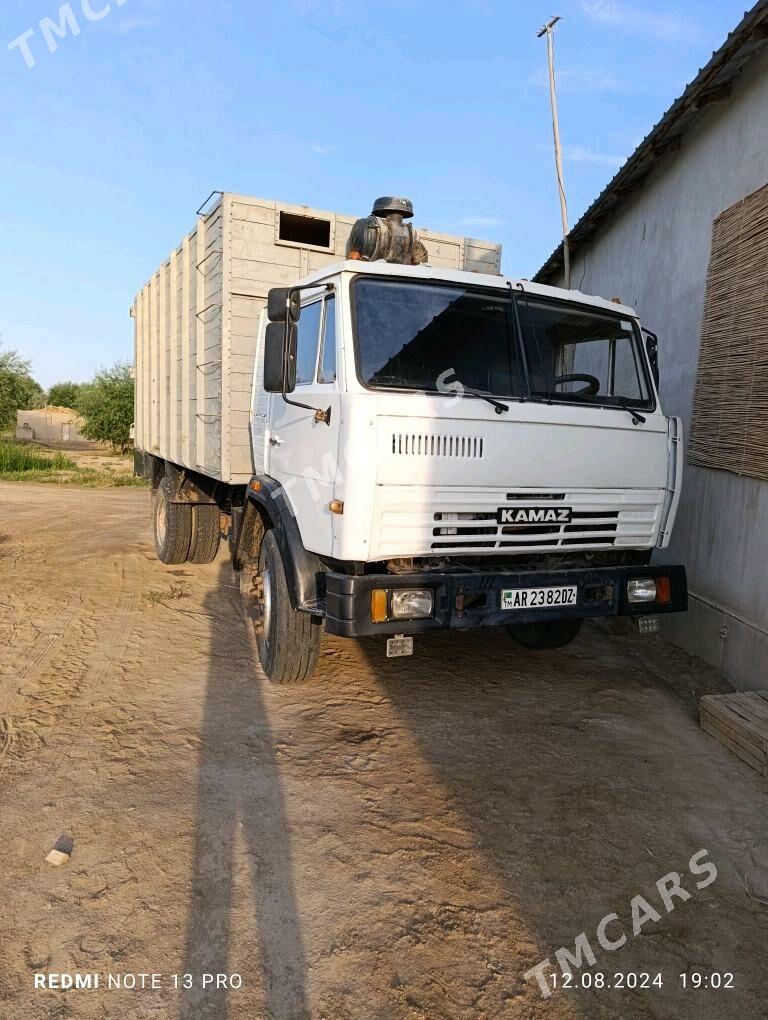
xmin=507 ymin=617 xmax=583 ymax=650
xmin=241 ymin=530 xmax=321 ymax=684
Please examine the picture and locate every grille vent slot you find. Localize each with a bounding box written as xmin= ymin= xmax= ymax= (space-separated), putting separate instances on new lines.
xmin=392 ymin=433 xmax=484 ymax=458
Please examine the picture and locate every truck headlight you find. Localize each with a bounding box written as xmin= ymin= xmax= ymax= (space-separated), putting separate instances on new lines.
xmin=391 ymin=589 xmax=433 ymax=620
xmin=627 ymin=578 xmax=657 ymax=603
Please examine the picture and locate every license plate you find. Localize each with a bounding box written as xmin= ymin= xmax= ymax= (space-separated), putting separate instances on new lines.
xmin=501 ymin=585 xmax=578 ymax=610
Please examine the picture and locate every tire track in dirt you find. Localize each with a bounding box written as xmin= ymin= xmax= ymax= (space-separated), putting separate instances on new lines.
xmin=0 ymin=579 xmax=98 ymax=758
xmin=0 ymin=716 xmax=13 ymax=761
xmin=41 ymin=552 xmax=144 ymax=776
xmin=0 ymin=547 xmax=141 ymax=776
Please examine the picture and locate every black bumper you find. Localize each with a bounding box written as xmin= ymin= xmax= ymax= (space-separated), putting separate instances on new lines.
xmin=324 ymin=564 xmax=688 ymax=638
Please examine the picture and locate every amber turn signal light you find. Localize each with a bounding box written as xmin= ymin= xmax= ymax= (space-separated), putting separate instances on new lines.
xmin=371 ymin=589 xmax=388 ymax=623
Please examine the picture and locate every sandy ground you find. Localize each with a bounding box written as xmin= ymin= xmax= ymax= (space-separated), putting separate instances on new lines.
xmin=59 ymin=448 xmax=135 ymax=475
xmin=0 ymin=483 xmax=767 ymax=1020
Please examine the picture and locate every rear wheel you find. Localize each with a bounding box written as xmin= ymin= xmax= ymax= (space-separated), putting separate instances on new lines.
xmin=188 ymin=503 xmax=220 ymax=564
xmin=152 ymin=477 xmax=192 ymax=564
xmin=241 ymin=530 xmax=321 ymax=684
xmin=507 ymin=617 xmax=583 ymax=650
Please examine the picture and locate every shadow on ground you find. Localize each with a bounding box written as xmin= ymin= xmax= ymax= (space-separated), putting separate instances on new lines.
xmin=179 ymin=562 xmax=309 ymax=1020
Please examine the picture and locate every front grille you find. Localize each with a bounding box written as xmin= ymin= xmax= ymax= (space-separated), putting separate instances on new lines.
xmin=373 ymin=487 xmax=662 ymax=558
xmin=434 ymin=507 xmax=620 ymax=550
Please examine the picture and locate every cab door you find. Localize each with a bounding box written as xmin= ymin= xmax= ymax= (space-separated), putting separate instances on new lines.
xmin=267 ymin=293 xmax=340 ymax=555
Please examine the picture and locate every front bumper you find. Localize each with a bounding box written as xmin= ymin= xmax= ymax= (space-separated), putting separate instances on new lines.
xmin=324 ymin=564 xmax=687 ymax=638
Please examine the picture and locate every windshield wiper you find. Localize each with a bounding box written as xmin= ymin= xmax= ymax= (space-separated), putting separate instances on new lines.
xmin=461 ymin=388 xmax=509 ymax=415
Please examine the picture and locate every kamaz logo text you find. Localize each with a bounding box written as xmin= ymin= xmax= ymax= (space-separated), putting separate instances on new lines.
xmin=497 ymin=506 xmax=572 ymax=525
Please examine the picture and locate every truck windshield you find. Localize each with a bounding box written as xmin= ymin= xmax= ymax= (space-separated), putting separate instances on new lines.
xmin=516 ymin=295 xmax=653 ymax=409
xmin=353 ymin=278 xmax=524 ymax=398
xmin=352 ymin=277 xmax=653 ymax=409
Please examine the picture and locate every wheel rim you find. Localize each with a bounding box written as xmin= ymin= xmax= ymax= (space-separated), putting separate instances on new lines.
xmin=154 ymin=487 xmax=168 ymax=546
xmin=260 ymin=567 xmax=273 ymax=650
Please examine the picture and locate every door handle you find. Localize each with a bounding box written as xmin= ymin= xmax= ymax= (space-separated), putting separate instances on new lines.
xmin=269 ymin=435 xmax=283 ymax=446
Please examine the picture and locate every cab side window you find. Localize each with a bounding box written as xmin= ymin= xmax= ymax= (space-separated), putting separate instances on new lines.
xmin=318 ymin=296 xmax=337 ymax=384
xmin=294 ymin=300 xmax=322 ymax=385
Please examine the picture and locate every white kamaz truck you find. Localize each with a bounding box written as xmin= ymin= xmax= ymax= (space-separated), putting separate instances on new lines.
xmin=133 ymin=192 xmax=687 ymax=683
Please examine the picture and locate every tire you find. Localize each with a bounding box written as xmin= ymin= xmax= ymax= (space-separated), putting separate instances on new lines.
xmin=507 ymin=617 xmax=583 ymax=650
xmin=152 ymin=477 xmax=192 ymax=564
xmin=242 ymin=530 xmax=321 ymax=684
xmin=188 ymin=503 xmax=220 ymax=564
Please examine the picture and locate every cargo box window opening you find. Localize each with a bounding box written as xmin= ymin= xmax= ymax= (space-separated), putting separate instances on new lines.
xmin=516 ymin=297 xmax=655 ymax=411
xmin=352 ymin=278 xmax=525 ymax=400
xmin=277 ymin=211 xmax=332 ymax=251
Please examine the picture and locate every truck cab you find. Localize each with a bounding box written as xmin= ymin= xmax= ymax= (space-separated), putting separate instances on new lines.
xmin=235 ymin=258 xmax=686 ymax=681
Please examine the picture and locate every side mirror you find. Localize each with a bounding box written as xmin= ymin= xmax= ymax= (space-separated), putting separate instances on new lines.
xmin=644 ymin=329 xmax=660 ymax=390
xmin=263 ymin=321 xmax=297 ymax=393
xmin=267 ymin=287 xmax=301 ymax=323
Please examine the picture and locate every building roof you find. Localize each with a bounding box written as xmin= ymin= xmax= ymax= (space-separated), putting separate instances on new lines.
xmin=534 ymin=1 xmax=768 ymax=283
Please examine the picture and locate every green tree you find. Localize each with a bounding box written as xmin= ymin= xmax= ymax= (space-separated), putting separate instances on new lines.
xmin=77 ymin=362 xmax=135 ymax=452
xmin=0 ymin=348 xmax=44 ymax=430
xmin=47 ymin=381 xmax=82 ymax=409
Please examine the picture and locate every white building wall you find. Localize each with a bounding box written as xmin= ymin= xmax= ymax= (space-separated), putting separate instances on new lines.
xmin=550 ymin=51 xmax=768 ymax=689
xmin=15 ymin=408 xmax=91 ymax=446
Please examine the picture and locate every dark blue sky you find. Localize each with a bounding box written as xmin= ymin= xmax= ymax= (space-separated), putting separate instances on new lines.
xmin=1 ymin=0 xmax=747 ymax=386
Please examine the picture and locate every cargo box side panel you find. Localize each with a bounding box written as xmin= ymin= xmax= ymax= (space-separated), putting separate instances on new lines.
xmin=184 ymin=233 xmax=197 ymax=468
xmin=151 ymin=270 xmax=162 ymax=454
xmin=179 ymin=237 xmax=190 ymax=465
xmin=226 ymin=197 xmax=281 ymax=481
xmin=133 ymin=287 xmax=145 ymax=454
xmin=142 ymin=283 xmax=151 ymax=454
xmin=229 ymin=292 xmax=265 ymax=479
xmin=169 ymin=248 xmax=181 ymax=465
xmin=198 ymin=204 xmax=223 ymax=477
xmin=224 ymin=195 xmax=346 ymax=482
xmin=463 ymin=238 xmax=503 ymax=275
xmin=159 ymin=259 xmax=169 ymax=463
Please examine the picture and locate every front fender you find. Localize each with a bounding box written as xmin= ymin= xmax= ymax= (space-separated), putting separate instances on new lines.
xmin=235 ymin=476 xmax=326 ymax=613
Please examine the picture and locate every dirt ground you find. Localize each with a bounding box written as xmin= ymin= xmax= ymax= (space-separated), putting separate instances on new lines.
xmin=57 ymin=447 xmax=136 ymax=476
xmin=1 ymin=483 xmax=767 ymax=1020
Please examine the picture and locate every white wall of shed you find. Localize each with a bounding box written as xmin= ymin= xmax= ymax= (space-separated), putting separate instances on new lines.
xmin=548 ymin=51 xmax=768 ymax=689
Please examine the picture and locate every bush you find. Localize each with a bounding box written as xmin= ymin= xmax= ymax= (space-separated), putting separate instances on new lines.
xmin=0 ymin=349 xmax=44 ymax=429
xmin=77 ymin=363 xmax=134 ymax=452
xmin=0 ymin=440 xmax=75 ymax=473
xmin=47 ymin=381 xmax=82 ymax=409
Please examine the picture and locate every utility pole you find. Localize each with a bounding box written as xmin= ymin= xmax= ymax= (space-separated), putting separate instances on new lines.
xmin=537 ymin=16 xmax=570 ymax=288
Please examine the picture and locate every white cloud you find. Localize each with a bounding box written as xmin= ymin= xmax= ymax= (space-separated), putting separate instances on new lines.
xmin=527 ymin=65 xmax=628 ymax=93
xmin=581 ymin=0 xmax=694 ymax=42
xmin=563 ymin=145 xmax=626 ymax=169
xmin=310 ymin=144 xmax=336 ymax=156
xmin=457 ymin=216 xmax=502 ymax=227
